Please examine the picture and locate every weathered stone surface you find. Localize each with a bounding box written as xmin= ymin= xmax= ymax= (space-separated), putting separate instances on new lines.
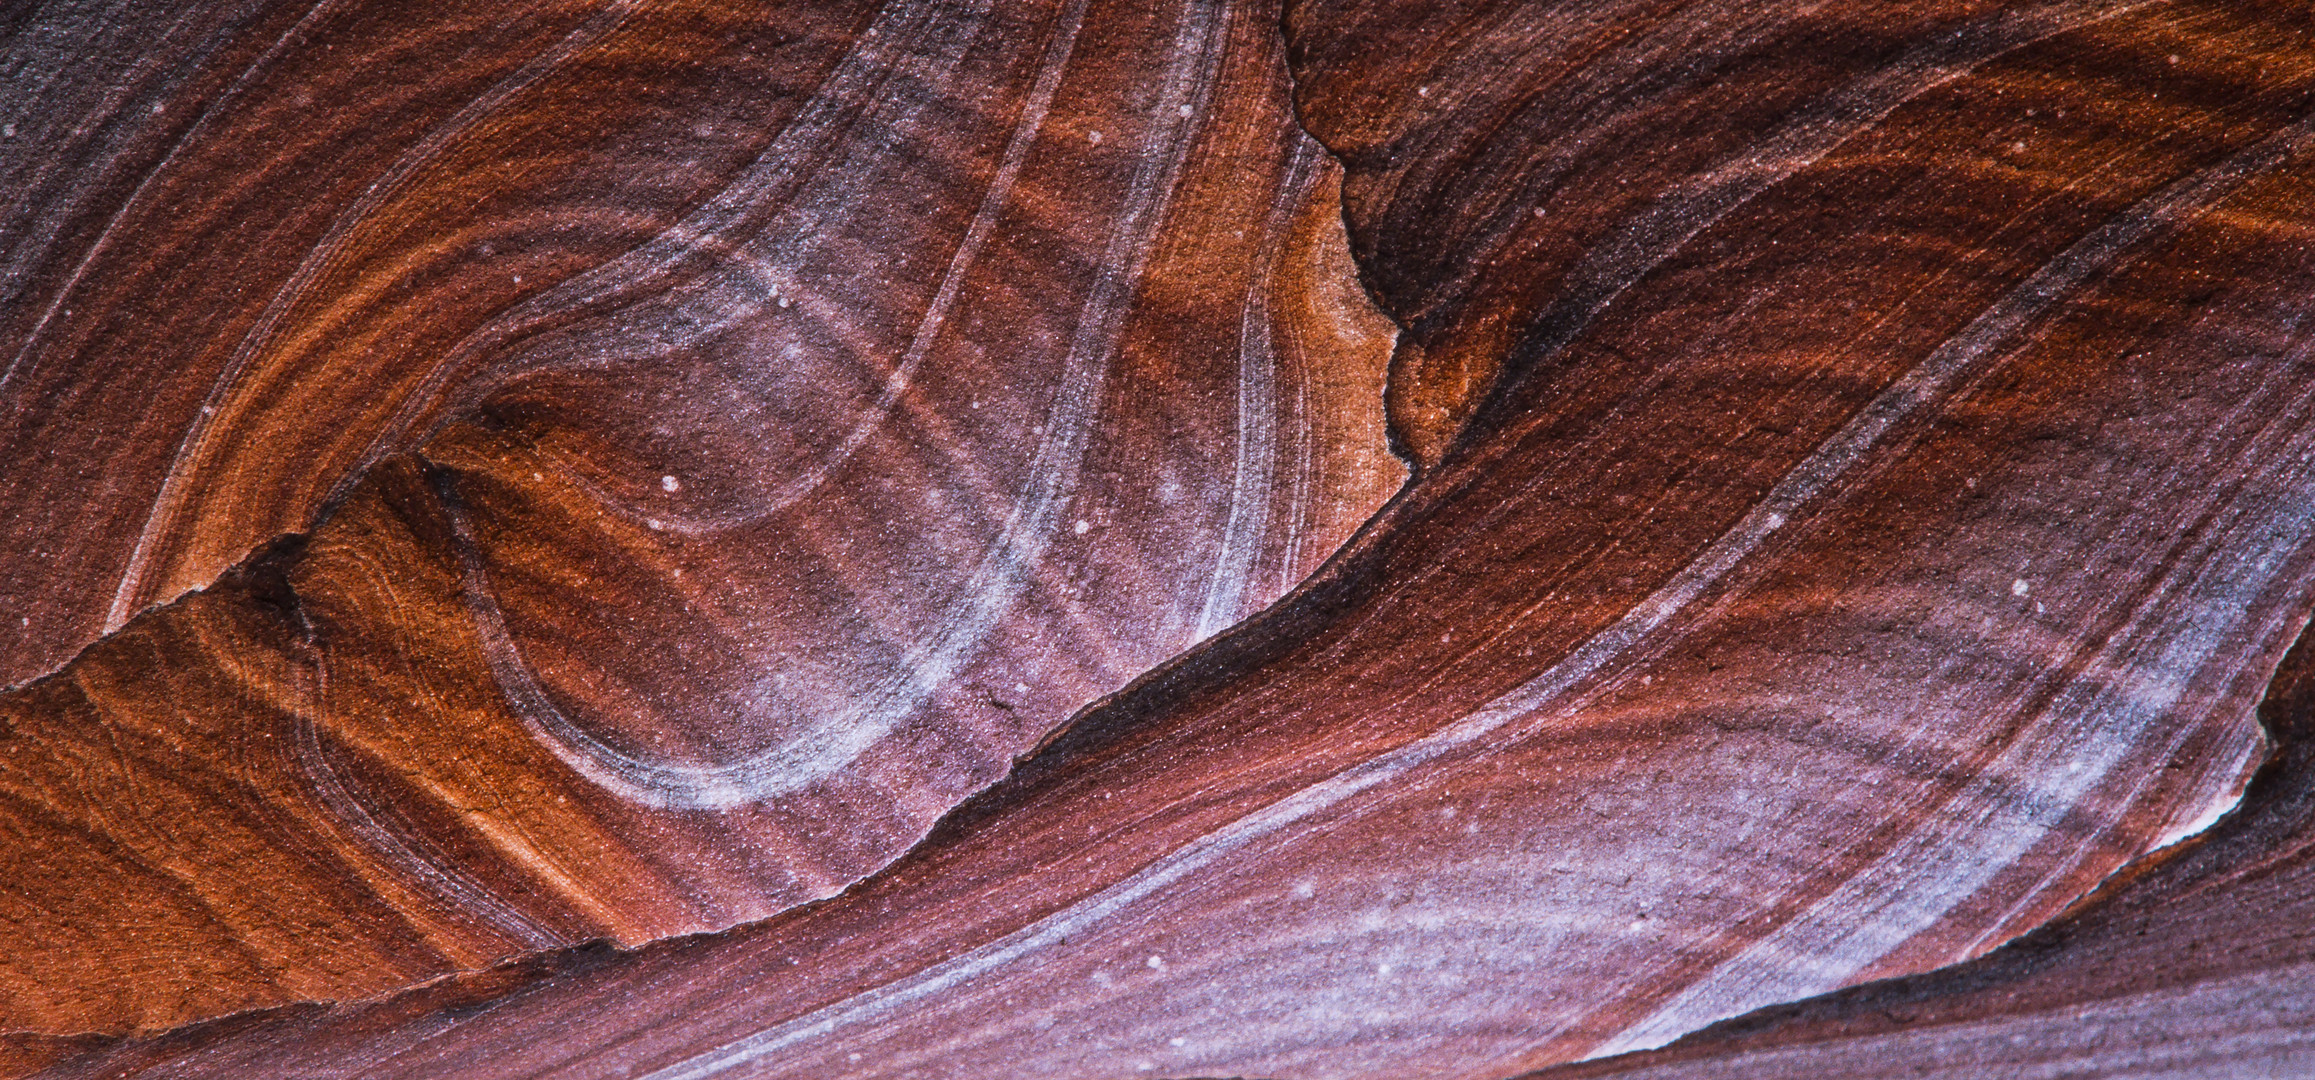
xmin=0 ymin=0 xmax=1397 ymax=1040
xmin=9 ymin=1 xmax=2315 ymax=1077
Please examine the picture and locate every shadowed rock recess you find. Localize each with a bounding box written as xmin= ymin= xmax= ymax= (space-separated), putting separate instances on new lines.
xmin=2 ymin=0 xmax=2311 ymax=1077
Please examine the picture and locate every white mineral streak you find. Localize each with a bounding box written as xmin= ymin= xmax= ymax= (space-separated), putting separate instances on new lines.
xmin=453 ymin=0 xmax=1228 ymax=809
xmin=627 ymin=8 xmax=2315 ymax=1070
xmin=1194 ymin=142 xmax=1319 ymax=639
xmin=290 ymin=714 xmax=566 ymax=950
xmin=1493 ymin=0 xmax=2169 ymax=377
xmin=1592 ymin=103 xmax=2315 ymax=1061
xmin=325 ymin=0 xmax=1034 ymax=509
xmin=1590 ymin=962 xmax=2315 ymax=1080
xmin=103 ymin=0 xmax=645 ymax=630
xmin=0 ymin=0 xmax=348 ymax=397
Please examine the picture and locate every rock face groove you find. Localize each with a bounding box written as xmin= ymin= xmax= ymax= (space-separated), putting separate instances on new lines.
xmin=6 ymin=0 xmax=2315 ymax=1078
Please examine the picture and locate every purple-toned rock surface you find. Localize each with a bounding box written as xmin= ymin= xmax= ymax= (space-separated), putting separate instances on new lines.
xmin=7 ymin=1 xmax=2315 ymax=1077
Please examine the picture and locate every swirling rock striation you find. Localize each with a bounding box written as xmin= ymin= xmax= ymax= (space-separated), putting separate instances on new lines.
xmin=0 ymin=0 xmax=1398 ymax=1042
xmin=20 ymin=0 xmax=2315 ymax=1078
xmin=13 ymin=0 xmax=2315 ymax=1078
xmin=1534 ymin=618 xmax=2315 ymax=1079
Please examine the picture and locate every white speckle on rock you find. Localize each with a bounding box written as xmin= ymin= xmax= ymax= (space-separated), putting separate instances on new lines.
xmin=2012 ymin=578 xmax=2030 ymax=596
xmin=1146 ymin=954 xmax=1166 ymax=970
xmin=1073 ymin=519 xmax=1091 ymax=535
xmin=662 ymin=474 xmax=681 ymax=492
xmin=1294 ymin=881 xmax=1315 ymax=899
xmin=1177 ymin=104 xmax=1193 ymax=117
xmin=1088 ymin=130 xmax=1103 ymax=144
xmin=1168 ymin=1037 xmax=1186 ymax=1047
